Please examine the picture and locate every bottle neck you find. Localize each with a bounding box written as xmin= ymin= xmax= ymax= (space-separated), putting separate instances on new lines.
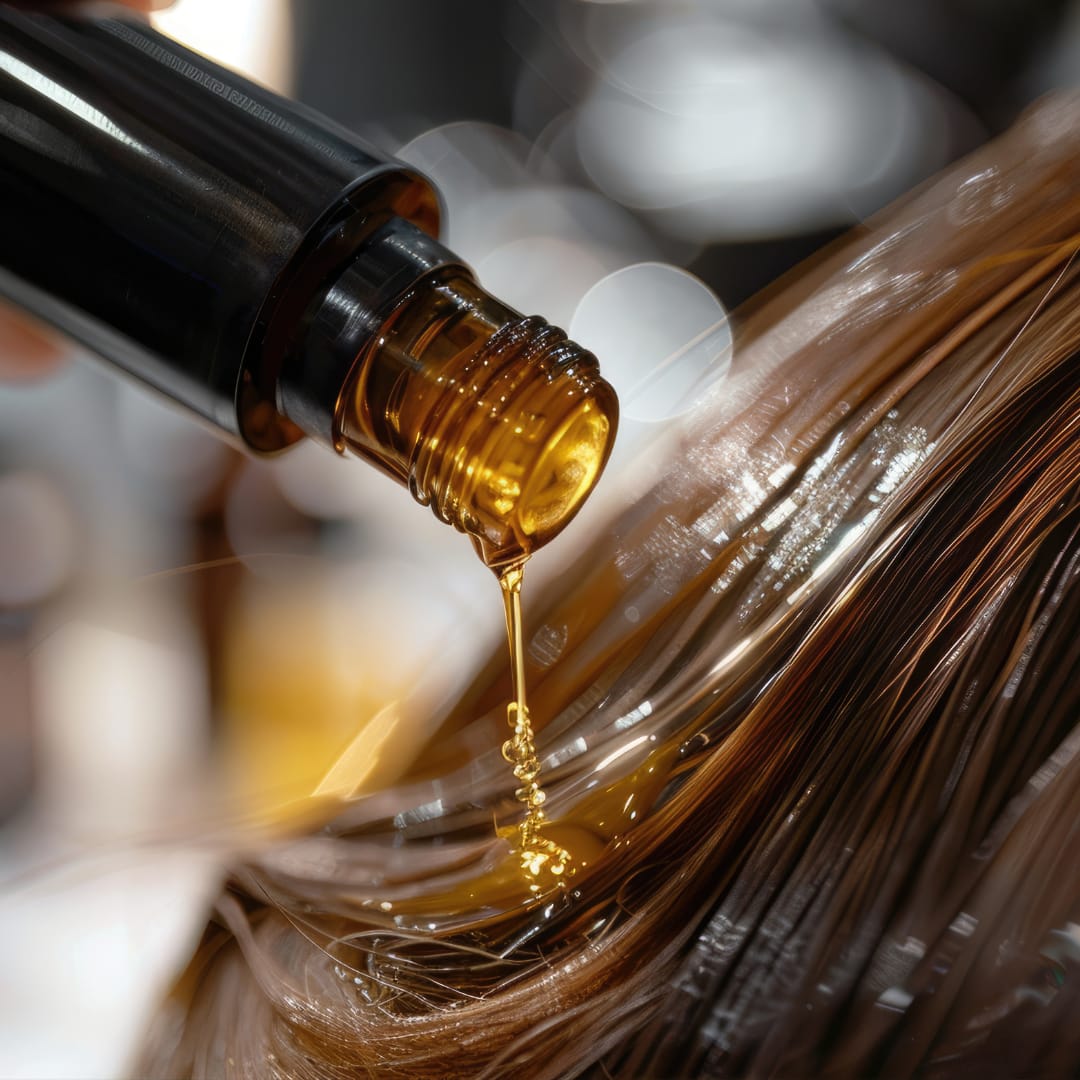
xmin=274 ymin=215 xmax=455 ymax=449
xmin=281 ymin=218 xmax=617 ymax=569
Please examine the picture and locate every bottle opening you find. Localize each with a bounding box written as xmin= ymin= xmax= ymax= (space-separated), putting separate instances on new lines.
xmin=336 ymin=270 xmax=619 ymax=569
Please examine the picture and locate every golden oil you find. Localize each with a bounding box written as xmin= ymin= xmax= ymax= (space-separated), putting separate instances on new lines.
xmin=336 ymin=269 xmax=616 ymax=570
xmin=335 ymin=268 xmax=617 ymax=888
xmin=498 ymin=563 xmax=573 ymax=891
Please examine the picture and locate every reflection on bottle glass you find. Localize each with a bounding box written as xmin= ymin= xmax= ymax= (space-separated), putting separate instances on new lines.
xmin=337 ymin=269 xmax=616 ymax=570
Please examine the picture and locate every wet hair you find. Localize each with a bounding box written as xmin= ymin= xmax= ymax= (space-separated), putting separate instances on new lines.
xmin=140 ymin=93 xmax=1080 ymax=1079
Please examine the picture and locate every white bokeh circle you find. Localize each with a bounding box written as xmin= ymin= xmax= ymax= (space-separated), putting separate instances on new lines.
xmin=569 ymin=262 xmax=731 ymax=424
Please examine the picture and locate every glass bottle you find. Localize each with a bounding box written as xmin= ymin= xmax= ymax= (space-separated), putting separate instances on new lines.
xmin=0 ymin=10 xmax=617 ymax=567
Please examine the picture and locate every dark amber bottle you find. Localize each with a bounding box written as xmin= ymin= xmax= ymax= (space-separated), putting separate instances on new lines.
xmin=0 ymin=10 xmax=617 ymax=567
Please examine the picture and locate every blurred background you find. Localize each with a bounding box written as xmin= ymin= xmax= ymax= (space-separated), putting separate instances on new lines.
xmin=1 ymin=0 xmax=1078 ymax=1074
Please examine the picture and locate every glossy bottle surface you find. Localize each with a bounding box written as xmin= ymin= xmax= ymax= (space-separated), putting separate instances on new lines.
xmin=0 ymin=10 xmax=439 ymax=448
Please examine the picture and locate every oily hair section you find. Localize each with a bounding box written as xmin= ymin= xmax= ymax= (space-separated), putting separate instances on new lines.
xmin=140 ymin=93 xmax=1080 ymax=1078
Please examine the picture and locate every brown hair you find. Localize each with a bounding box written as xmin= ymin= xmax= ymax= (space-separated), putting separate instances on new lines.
xmin=141 ymin=93 xmax=1080 ymax=1078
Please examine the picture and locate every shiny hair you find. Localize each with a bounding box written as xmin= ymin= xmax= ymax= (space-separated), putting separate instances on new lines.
xmin=141 ymin=93 xmax=1080 ymax=1079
